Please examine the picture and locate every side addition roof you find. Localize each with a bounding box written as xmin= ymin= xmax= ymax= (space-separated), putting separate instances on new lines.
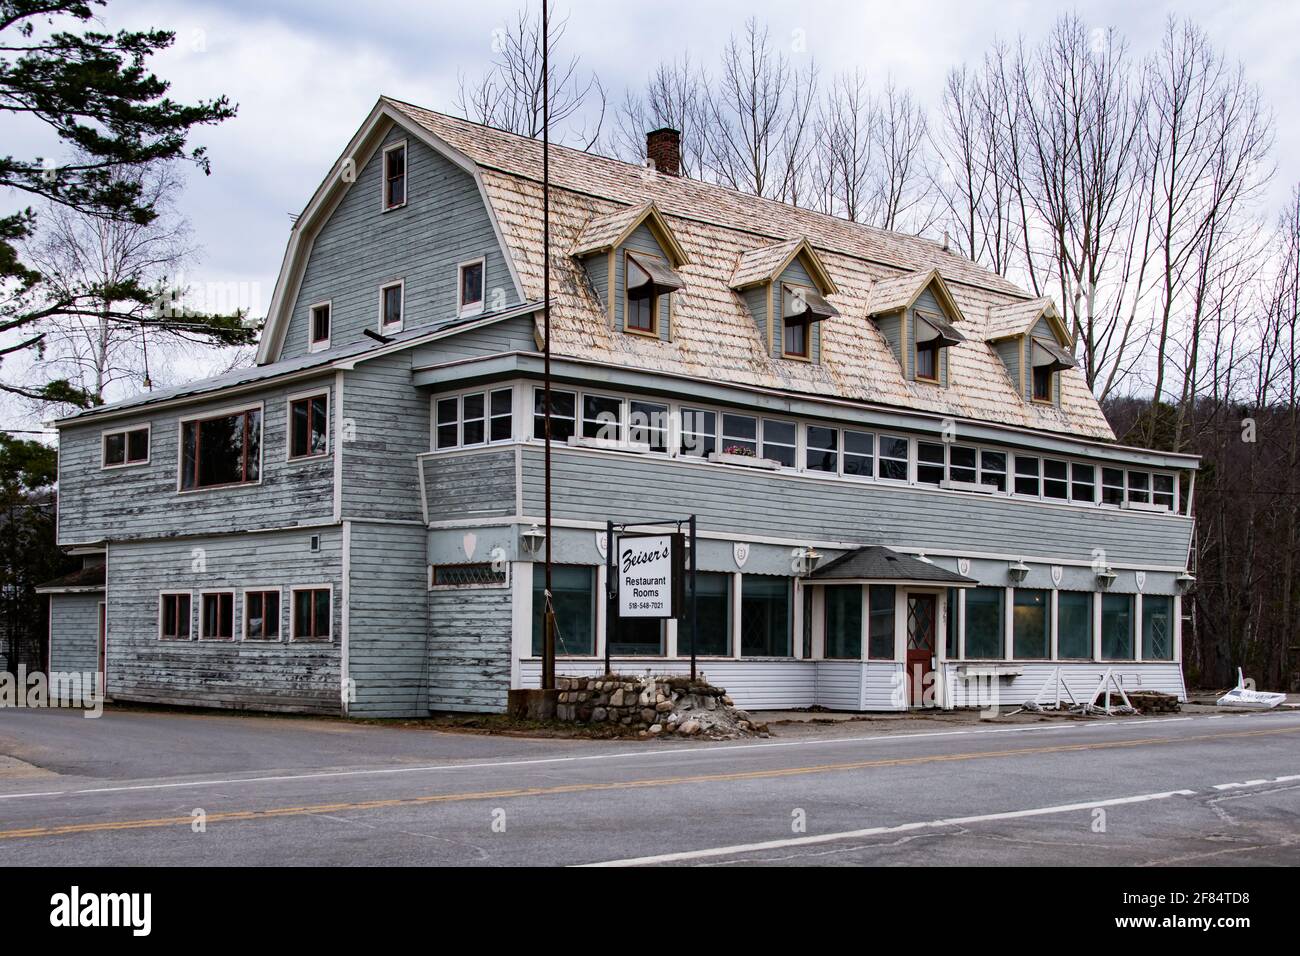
xmin=810 ymin=546 xmax=977 ymax=586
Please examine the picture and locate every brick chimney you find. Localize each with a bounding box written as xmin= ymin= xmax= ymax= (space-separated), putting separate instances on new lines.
xmin=646 ymin=127 xmax=681 ymax=177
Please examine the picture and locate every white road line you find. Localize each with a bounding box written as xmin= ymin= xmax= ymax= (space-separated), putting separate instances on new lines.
xmin=0 ymin=710 xmax=1292 ymax=803
xmin=578 ymin=789 xmax=1199 ymax=867
xmin=1212 ymin=773 xmax=1300 ymax=791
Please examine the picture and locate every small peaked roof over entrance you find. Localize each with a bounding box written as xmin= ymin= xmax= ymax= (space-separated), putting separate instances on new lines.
xmin=810 ymin=546 xmax=976 ymax=586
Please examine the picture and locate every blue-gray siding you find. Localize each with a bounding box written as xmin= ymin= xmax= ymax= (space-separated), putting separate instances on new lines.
xmin=427 ymin=585 xmax=513 ymax=712
xmin=48 ymin=592 xmax=102 ymax=674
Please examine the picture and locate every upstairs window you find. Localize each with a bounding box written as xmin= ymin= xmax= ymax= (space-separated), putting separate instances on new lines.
xmin=1014 ymin=455 xmax=1040 ymax=496
xmin=624 ymin=251 xmax=682 ymax=337
xmin=915 ymin=341 xmax=939 ymax=382
xmin=948 ymin=445 xmax=977 ymax=483
xmin=437 ymin=388 xmax=513 ymax=449
xmin=843 ymin=430 xmax=874 ymax=478
xmin=103 ymin=426 xmax=149 ymax=468
xmin=458 ymin=258 xmax=485 ymax=315
xmin=380 ymin=281 xmax=404 ymax=331
xmin=159 ymin=593 xmax=191 ymax=641
xmin=383 ymin=142 xmax=407 ymax=210
xmin=783 ymin=318 xmax=809 ymax=358
xmin=979 ymin=450 xmax=1007 ymax=491
xmin=1071 ymin=463 xmax=1096 ymax=503
xmin=292 ymin=587 xmax=332 ymax=641
xmin=721 ymin=414 xmax=758 ymax=457
xmin=878 ymin=435 xmax=909 ymax=481
xmin=244 ymin=590 xmax=280 ymax=641
xmin=913 ymin=312 xmax=962 ymax=383
xmin=629 ymin=400 xmax=669 ymax=453
xmin=309 ymin=302 xmax=330 ymax=350
xmin=180 ymin=407 xmax=262 ymax=491
xmin=532 ymin=387 xmax=576 ymax=442
xmin=1101 ymin=467 xmax=1125 ymax=506
xmin=761 ymin=419 xmax=797 ymax=467
xmin=805 ymin=426 xmax=838 ymax=473
xmin=289 ymin=393 xmax=329 ymax=460
xmin=1032 ymin=365 xmax=1053 ymax=402
xmin=1043 ymin=459 xmax=1069 ymax=500
xmin=200 ymin=591 xmax=235 ymax=641
xmin=680 ymin=408 xmax=717 ymax=457
xmin=781 ymin=284 xmax=835 ymax=361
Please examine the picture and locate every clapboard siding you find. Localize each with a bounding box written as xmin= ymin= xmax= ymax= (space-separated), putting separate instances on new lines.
xmin=48 ymin=592 xmax=102 ymax=674
xmin=347 ymin=521 xmax=429 ymax=716
xmin=422 ymin=448 xmax=517 ymax=521
xmin=427 ymin=586 xmax=513 ymax=712
xmin=943 ymin=661 xmax=1187 ymax=707
xmin=105 ymin=530 xmax=343 ymax=713
xmin=281 ymin=125 xmax=518 ymax=362
xmin=520 ymin=446 xmax=1193 ymax=567
xmin=57 ymin=376 xmax=335 ymax=546
xmin=341 ymin=354 xmax=426 ymax=522
xmin=411 ymin=314 xmax=537 ymax=367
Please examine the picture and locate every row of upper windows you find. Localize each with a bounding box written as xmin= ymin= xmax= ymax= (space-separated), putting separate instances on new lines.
xmin=158 ymin=586 xmax=331 ymax=643
xmin=99 ymin=392 xmax=330 ymax=491
xmin=426 ymin=382 xmax=1184 ymax=514
xmin=305 ymin=259 xmax=486 ymax=352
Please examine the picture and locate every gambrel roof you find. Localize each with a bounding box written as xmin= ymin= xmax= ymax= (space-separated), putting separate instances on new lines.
xmin=256 ymin=97 xmax=1115 ymax=441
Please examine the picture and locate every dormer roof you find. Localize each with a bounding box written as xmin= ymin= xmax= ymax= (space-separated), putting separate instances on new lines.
xmin=570 ymin=201 xmax=689 ymax=268
xmin=984 ymin=297 xmax=1072 ymax=347
xmin=864 ymin=268 xmax=966 ymax=324
xmin=729 ymin=237 xmax=838 ymax=296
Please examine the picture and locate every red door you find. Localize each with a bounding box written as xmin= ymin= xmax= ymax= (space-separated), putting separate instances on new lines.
xmin=906 ymin=594 xmax=936 ymax=707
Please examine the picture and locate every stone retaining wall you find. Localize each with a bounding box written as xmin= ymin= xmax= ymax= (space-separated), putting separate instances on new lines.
xmin=556 ymin=674 xmax=767 ymax=738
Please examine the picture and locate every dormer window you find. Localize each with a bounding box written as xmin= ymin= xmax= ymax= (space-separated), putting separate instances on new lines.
xmin=780 ymin=283 xmax=835 ymax=360
xmin=383 ymin=142 xmax=407 ymax=210
xmin=624 ymin=251 xmax=682 ymax=336
xmin=916 ymin=341 xmax=939 ymax=381
xmin=1030 ymin=337 xmax=1074 ymax=403
xmin=784 ymin=319 xmax=808 ymax=358
xmin=1032 ymin=365 xmax=1052 ymax=401
xmin=913 ymin=312 xmax=963 ymax=384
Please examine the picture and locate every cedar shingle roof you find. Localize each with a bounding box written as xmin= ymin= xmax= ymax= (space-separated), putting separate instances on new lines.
xmin=382 ymin=99 xmax=1115 ymax=440
xmin=984 ymin=297 xmax=1058 ymax=341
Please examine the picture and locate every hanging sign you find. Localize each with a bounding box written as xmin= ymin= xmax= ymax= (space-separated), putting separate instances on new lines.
xmin=617 ymin=533 xmax=684 ymax=619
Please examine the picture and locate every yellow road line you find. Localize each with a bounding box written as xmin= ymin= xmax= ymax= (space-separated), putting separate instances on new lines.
xmin=2 ymin=724 xmax=1296 ymax=842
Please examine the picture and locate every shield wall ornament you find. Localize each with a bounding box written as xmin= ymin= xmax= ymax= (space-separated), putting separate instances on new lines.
xmin=957 ymin=557 xmax=971 ymax=576
xmin=594 ymin=531 xmax=607 ymax=559
xmin=1135 ymin=570 xmax=1146 ymax=591
xmin=733 ymin=542 xmax=750 ymax=568
xmin=1051 ymin=565 xmax=1064 ymax=587
xmin=462 ymin=532 xmax=477 ymax=561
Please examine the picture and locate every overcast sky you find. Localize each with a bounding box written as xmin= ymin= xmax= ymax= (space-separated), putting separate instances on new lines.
xmin=4 ymin=0 xmax=1299 ymax=426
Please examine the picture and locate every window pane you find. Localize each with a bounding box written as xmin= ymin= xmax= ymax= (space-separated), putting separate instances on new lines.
xmin=627 ymin=293 xmax=654 ymax=332
xmin=312 ymin=304 xmax=330 ymax=343
xmin=293 ymin=591 xmax=311 ymax=638
xmin=291 ymin=400 xmax=310 ymax=458
xmin=313 ymin=590 xmax=331 ymax=638
xmin=309 ymin=396 xmax=328 ymax=455
xmin=1153 ymin=474 xmax=1175 ymax=510
xmin=1043 ymin=460 xmax=1068 ymax=499
xmin=1012 ymin=589 xmax=1049 ymax=658
xmin=385 ymin=146 xmax=405 ymax=206
xmin=1127 ymin=471 xmax=1150 ymax=504
xmin=878 ymin=436 xmax=908 ymax=481
xmin=1071 ymin=463 xmax=1095 ymax=503
xmin=783 ymin=319 xmax=808 ymax=356
xmin=436 ymin=397 xmax=459 ymax=449
xmin=1102 ymin=467 xmax=1125 ymax=505
xmin=721 ymin=414 xmax=757 ymax=456
xmin=762 ymin=420 xmax=797 ymax=467
xmin=104 ymin=432 xmax=126 ymax=466
xmin=686 ymin=571 xmax=730 ymax=656
xmin=843 ymin=430 xmax=874 ymax=477
xmin=681 ymin=408 xmax=716 ymax=457
xmin=203 ymin=593 xmax=233 ymax=640
xmin=867 ymin=585 xmax=895 ymax=659
xmin=610 ymin=617 xmax=663 ymax=656
xmin=949 ymin=445 xmax=977 ymax=483
xmin=1142 ymin=595 xmax=1174 ymax=660
xmin=1101 ymin=593 xmax=1134 ymax=659
xmin=490 ymin=388 xmax=513 ymax=442
xmin=917 ymin=441 xmax=945 ymax=485
xmin=127 ymin=428 xmax=149 ymax=462
xmin=181 ymin=422 xmax=197 ymax=489
xmin=824 ymin=586 xmax=862 ymax=659
xmin=946 ymin=589 xmax=959 ymax=657
xmin=582 ymin=395 xmax=621 ymax=441
xmin=461 ymin=261 xmax=484 ymax=307
xmin=965 ymin=587 xmax=1004 ymax=659
xmin=916 ymin=343 xmax=937 ymax=380
xmin=806 ymin=425 xmax=838 ymax=473
xmin=740 ymin=576 xmax=791 ymax=657
xmin=1058 ymin=591 xmax=1093 ymax=659
xmin=533 ymin=389 xmax=575 ymax=441
xmin=195 ymin=412 xmax=257 ymax=487
xmin=1014 ymin=456 xmax=1040 ymax=496
xmin=629 ymin=401 xmax=668 ymax=453
xmin=382 ymin=285 xmax=402 ymax=326
xmin=980 ymin=450 xmax=1006 ymax=491
xmin=462 ymin=392 xmax=485 ymax=446
xmin=532 ymin=565 xmax=595 ymax=656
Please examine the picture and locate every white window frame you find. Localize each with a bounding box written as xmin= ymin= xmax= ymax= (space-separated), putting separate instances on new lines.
xmin=378 ymin=279 xmax=404 ymax=333
xmin=101 ymin=423 xmax=151 ymax=470
xmin=307 ymin=300 xmax=332 ymax=353
xmin=197 ymin=589 xmax=237 ymax=642
xmin=240 ymin=585 xmax=284 ymax=642
xmin=876 ymin=433 xmax=910 ymax=483
xmin=175 ymin=401 xmax=265 ymax=494
xmin=285 ymin=389 xmax=331 ymax=462
xmin=457 ymin=256 xmax=486 ymax=317
xmin=840 ymin=427 xmax=875 ymax=481
xmin=380 ymin=139 xmax=408 ymax=212
xmin=289 ymin=584 xmax=334 ymax=643
xmin=157 ymin=590 xmax=193 ymax=642
xmin=431 ymin=386 xmax=516 ymax=451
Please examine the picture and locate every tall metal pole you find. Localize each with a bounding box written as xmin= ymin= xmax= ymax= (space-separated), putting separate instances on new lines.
xmin=605 ymin=520 xmax=615 ymax=676
xmin=689 ymin=515 xmax=698 ymax=681
xmin=541 ymin=0 xmax=555 ymax=692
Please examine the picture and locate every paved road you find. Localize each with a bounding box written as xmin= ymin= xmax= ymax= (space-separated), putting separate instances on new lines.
xmin=1 ymin=707 xmax=1298 ymax=865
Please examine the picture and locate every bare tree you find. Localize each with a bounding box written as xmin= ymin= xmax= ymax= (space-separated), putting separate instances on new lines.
xmin=699 ymin=18 xmax=818 ymax=203
xmin=609 ymin=55 xmax=709 ymax=177
xmin=809 ymin=69 xmax=877 ymax=221
xmin=455 ymin=1 xmax=606 ymax=149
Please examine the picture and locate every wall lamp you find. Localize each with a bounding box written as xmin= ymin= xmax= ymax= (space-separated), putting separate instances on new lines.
xmin=1096 ymin=567 xmax=1117 ymax=590
xmin=796 ymin=546 xmax=823 ymax=575
xmin=1007 ymin=559 xmax=1030 ymax=584
xmin=1175 ymin=571 xmax=1196 ymax=594
xmin=520 ymin=522 xmax=546 ymax=557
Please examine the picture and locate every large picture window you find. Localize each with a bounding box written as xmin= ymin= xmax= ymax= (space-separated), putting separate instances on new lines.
xmin=740 ymin=576 xmax=791 ymax=657
xmin=690 ymin=572 xmax=732 ymax=656
xmin=289 ymin=394 xmax=328 ymax=460
xmin=965 ymin=587 xmax=1004 ymax=659
xmin=824 ymin=585 xmax=862 ymax=659
xmin=1142 ymin=595 xmax=1174 ymax=660
xmin=531 ymin=565 xmax=595 ymax=656
xmin=1057 ymin=591 xmax=1093 ymax=659
xmin=180 ymin=407 xmax=261 ymax=490
xmin=867 ymin=585 xmax=895 ymax=659
xmin=1012 ymin=589 xmax=1049 ymax=658
xmin=1101 ymin=593 xmax=1134 ymax=660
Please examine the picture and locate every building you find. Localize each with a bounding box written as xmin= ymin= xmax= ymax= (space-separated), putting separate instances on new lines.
xmin=44 ymin=97 xmax=1198 ymax=716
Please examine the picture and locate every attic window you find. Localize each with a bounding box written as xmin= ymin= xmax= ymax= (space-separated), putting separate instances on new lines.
xmin=625 ymin=252 xmax=683 ymax=336
xmin=1030 ymin=337 xmax=1075 ymax=402
xmin=383 ymin=142 xmax=407 ymax=210
xmin=459 ymin=258 xmax=485 ymax=316
xmin=914 ymin=312 xmax=964 ymax=383
xmin=782 ymin=284 xmax=837 ymax=323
